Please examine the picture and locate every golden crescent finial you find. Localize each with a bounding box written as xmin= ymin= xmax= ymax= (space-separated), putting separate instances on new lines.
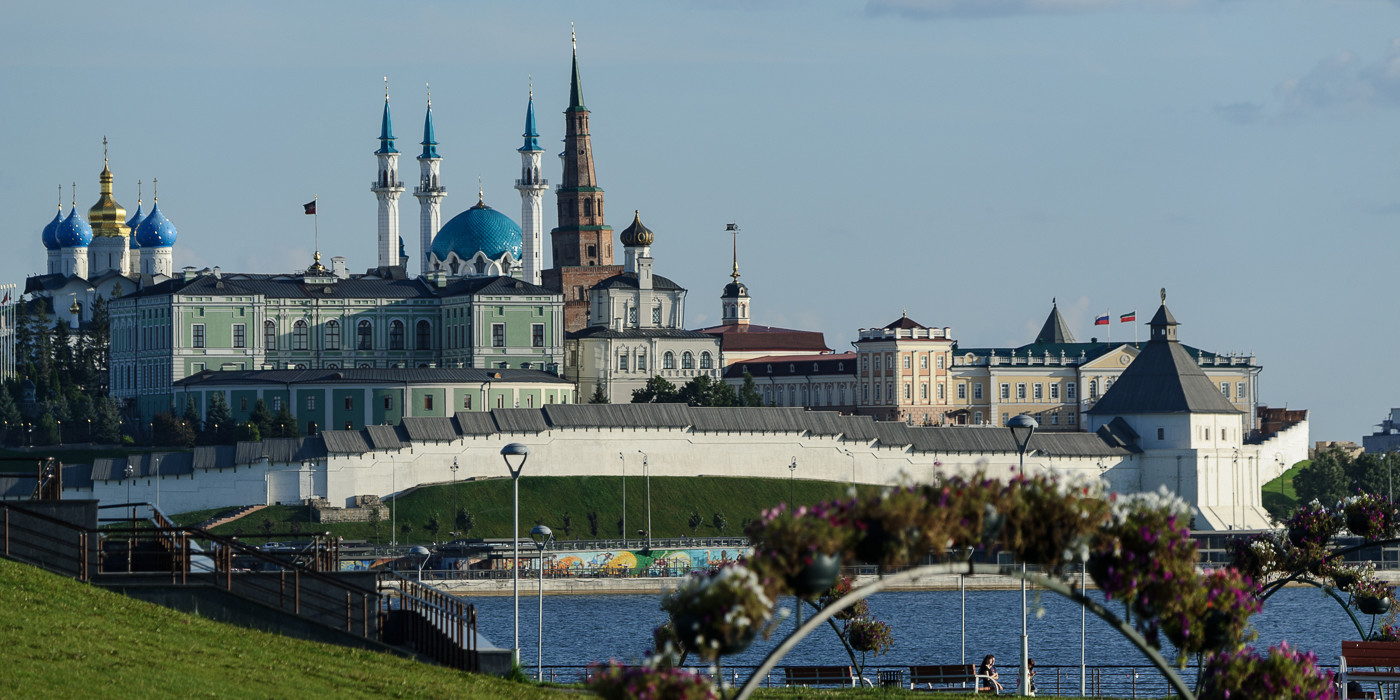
xmin=57 ymin=183 xmax=62 ymax=210
xmin=1160 ymin=287 xmax=1166 ymax=304
xmin=478 ymin=176 xmax=483 ymax=203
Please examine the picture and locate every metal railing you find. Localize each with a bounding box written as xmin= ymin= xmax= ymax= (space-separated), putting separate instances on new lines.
xmin=381 ymin=572 xmax=478 ymax=671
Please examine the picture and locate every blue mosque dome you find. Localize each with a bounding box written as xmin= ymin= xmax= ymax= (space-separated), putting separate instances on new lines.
xmin=429 ymin=200 xmax=522 ymax=263
xmin=126 ymin=204 xmax=146 ymax=249
xmin=135 ymin=202 xmax=177 ymax=248
xmin=41 ymin=209 xmax=63 ymax=251
xmin=55 ymin=207 xmax=93 ymax=248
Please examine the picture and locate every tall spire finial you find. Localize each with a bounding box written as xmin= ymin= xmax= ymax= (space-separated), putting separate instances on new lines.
xmin=529 ymin=74 xmax=533 ymax=99
xmin=57 ymin=183 xmax=62 ymax=211
xmin=102 ymin=136 xmax=108 ymax=167
xmin=478 ymin=176 xmax=483 ymax=203
xmin=1160 ymin=287 xmax=1167 ymax=304
xmin=137 ymin=180 xmax=143 ymax=205
xmin=726 ymin=222 xmax=740 ymax=282
xmin=384 ymin=75 xmax=389 ymax=102
xmin=571 ymin=22 xmax=576 ymax=51
xmin=152 ymin=177 xmax=158 ymax=203
xmin=71 ymin=182 xmax=76 ymax=208
xmin=425 ymin=82 xmax=430 ymax=108
xmin=568 ymin=24 xmax=586 ymax=110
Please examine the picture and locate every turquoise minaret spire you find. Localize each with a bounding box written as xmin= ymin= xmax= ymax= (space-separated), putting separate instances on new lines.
xmin=414 ymin=84 xmax=447 ymax=277
xmin=372 ymin=77 xmax=406 ymax=269
xmin=519 ymin=91 xmax=541 ymax=153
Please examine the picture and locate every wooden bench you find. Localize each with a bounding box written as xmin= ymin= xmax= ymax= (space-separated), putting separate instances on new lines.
xmin=783 ymin=665 xmax=861 ymax=687
xmin=909 ymin=664 xmax=996 ymax=693
xmin=1340 ymin=641 xmax=1397 ymax=698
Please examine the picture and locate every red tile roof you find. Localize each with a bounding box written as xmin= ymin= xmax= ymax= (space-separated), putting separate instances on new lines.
xmin=696 ymin=324 xmax=832 ymax=353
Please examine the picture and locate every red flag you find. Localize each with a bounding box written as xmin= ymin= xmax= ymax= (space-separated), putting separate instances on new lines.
xmin=303 ymin=200 xmax=316 ymax=215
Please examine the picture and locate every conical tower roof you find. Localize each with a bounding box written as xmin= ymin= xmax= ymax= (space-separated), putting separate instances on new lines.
xmin=1034 ymin=299 xmax=1076 ymax=344
xmin=1087 ymin=295 xmax=1239 ymax=415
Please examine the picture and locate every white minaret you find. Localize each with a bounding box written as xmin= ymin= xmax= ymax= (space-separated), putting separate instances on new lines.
xmin=414 ymin=87 xmax=446 ymax=278
xmin=372 ymin=79 xmax=405 ymax=270
xmin=515 ymin=83 xmax=548 ymax=285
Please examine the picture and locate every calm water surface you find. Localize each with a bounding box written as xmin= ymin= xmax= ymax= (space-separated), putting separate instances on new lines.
xmin=470 ymin=586 xmax=1364 ymax=671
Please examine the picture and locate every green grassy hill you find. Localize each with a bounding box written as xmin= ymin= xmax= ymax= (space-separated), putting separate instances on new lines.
xmin=0 ymin=558 xmax=566 ymax=699
xmin=1262 ymin=459 xmax=1309 ymax=522
xmin=176 ymin=476 xmax=877 ymax=546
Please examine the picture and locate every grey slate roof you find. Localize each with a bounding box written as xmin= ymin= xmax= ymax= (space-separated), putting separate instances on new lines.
xmin=1035 ymin=303 xmax=1077 ymax=344
xmin=453 ymin=412 xmax=499 ymax=435
xmin=543 ymin=404 xmax=692 ymax=429
xmin=402 ymin=417 xmax=458 ymax=442
xmin=1087 ymin=304 xmax=1241 ymax=416
xmin=364 ymin=425 xmax=406 ymax=450
xmin=234 ymin=438 xmax=326 ymax=465
xmin=492 ymin=408 xmax=550 ymax=434
xmin=689 ymin=407 xmax=809 ymax=433
xmin=176 ymin=367 xmax=571 ymax=388
xmin=0 ymin=475 xmax=34 ymax=498
xmin=322 ymin=430 xmax=372 ymax=455
xmin=590 ymin=271 xmax=684 ymax=292
xmin=192 ymin=446 xmax=237 ymax=470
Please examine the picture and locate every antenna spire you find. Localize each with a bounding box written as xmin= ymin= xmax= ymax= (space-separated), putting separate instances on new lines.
xmin=137 ymin=179 xmax=143 ymax=205
xmin=152 ymin=177 xmax=158 ymax=203
xmin=71 ymin=182 xmax=76 ymax=208
xmin=102 ymin=136 xmax=108 ymax=167
xmin=426 ymin=82 xmax=431 ymax=108
xmin=726 ymin=222 xmax=740 ymax=282
xmin=384 ymin=76 xmax=389 ymax=101
xmin=477 ymin=176 xmax=484 ymax=203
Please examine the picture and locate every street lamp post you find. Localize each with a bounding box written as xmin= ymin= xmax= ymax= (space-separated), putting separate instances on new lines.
xmin=153 ymin=455 xmax=161 ymax=513
xmin=450 ymin=457 xmax=460 ymax=531
xmin=411 ymin=545 xmax=431 ymax=580
xmin=501 ymin=442 xmax=531 ymax=661
xmin=56 ymin=420 xmax=62 ymax=446
xmin=390 ymin=454 xmax=397 ymax=547
xmin=124 ymin=464 xmax=134 ymax=505
xmin=618 ymin=452 xmax=627 ymax=549
xmin=789 ymin=457 xmax=797 ymax=505
xmin=1008 ymin=414 xmax=1038 ymax=697
xmin=530 ymin=524 xmax=554 ymax=681
xmin=638 ymin=451 xmax=651 ymax=551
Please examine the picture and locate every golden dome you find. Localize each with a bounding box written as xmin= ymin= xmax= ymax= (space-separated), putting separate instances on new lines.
xmin=87 ymin=142 xmax=130 ymax=238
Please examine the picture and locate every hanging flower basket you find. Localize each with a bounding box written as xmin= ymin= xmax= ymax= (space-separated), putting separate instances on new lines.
xmin=1359 ymin=595 xmax=1391 ymax=616
xmin=790 ymin=553 xmax=841 ymax=598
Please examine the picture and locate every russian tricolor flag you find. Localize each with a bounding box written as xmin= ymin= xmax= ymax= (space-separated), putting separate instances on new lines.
xmin=1094 ymin=313 xmax=1110 ymax=326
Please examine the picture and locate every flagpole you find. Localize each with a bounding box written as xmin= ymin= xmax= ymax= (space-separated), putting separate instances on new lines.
xmin=314 ymin=195 xmax=319 ymax=256
xmin=1106 ymin=308 xmax=1110 ymax=344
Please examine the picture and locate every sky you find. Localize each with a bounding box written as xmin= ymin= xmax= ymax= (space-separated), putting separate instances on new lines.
xmin=3 ymin=0 xmax=1398 ymax=441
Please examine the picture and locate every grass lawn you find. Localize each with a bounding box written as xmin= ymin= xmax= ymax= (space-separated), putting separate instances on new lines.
xmin=0 ymin=558 xmax=571 ymax=699
xmin=1262 ymin=459 xmax=1309 ymax=521
xmin=174 ymin=476 xmax=880 ymax=546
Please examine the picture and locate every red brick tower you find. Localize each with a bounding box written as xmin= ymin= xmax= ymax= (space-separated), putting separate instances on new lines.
xmin=543 ymin=31 xmax=620 ymax=331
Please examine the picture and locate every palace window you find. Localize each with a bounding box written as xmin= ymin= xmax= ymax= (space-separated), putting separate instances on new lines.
xmin=463 ymin=395 xmax=473 ymax=410
xmin=957 ymin=383 xmax=966 ymax=400
xmin=1050 ymin=384 xmax=1060 ymax=401
xmin=1088 ymin=380 xmax=1098 ymax=399
xmin=1068 ymin=413 xmax=1076 ymax=425
xmin=652 ymin=303 xmax=662 ymax=325
xmin=903 ymin=356 xmax=911 ymax=369
xmin=1016 ymin=383 xmax=1026 ymax=400
xmin=619 ymin=354 xmax=629 ymax=371
xmin=1033 ymin=384 xmax=1043 ymax=401
xmin=1000 ymin=383 xmax=1010 ymax=400
xmin=272 ymin=397 xmax=282 ymax=411
xmin=293 ymin=320 xmax=309 ymax=350
xmin=905 ymin=384 xmax=913 ymax=400
xmin=264 ymin=320 xmax=277 ymax=350
xmin=1237 ymin=382 xmax=1247 ymax=400
xmin=532 ymin=324 xmax=545 ymax=348
xmin=1220 ymin=382 xmax=1230 ymax=397
xmin=974 ymin=411 xmax=983 ymax=424
xmin=974 ymin=384 xmax=983 ymax=400
xmin=192 ymin=324 xmax=205 ymax=349
xmin=937 ymin=355 xmax=945 ymax=369
xmin=306 ymin=395 xmax=316 ymax=410
xmin=416 ymin=320 xmax=432 ymax=350
xmin=700 ymin=352 xmax=713 ymax=370
xmin=357 ymin=320 xmax=373 ymax=350
xmin=937 ymin=384 xmax=945 ymax=400
xmin=1067 ymin=383 xmax=1077 ymax=400
xmin=492 ymin=323 xmax=505 ymax=347
xmin=1157 ymin=428 xmax=1165 ymax=440
xmin=389 ymin=321 xmax=405 ymax=350
xmin=424 ymin=395 xmax=434 ymax=411
xmin=384 ymin=396 xmax=393 ymax=410
xmin=664 ymin=352 xmax=676 ymax=370
xmin=920 ymin=383 xmax=927 ymax=399
xmin=233 ymin=324 xmax=245 ymax=349
xmin=325 ymin=320 xmax=340 ymax=351
xmin=920 ymin=356 xmax=927 ymax=369
xmin=873 ymin=356 xmax=880 ymax=371
xmin=637 ymin=353 xmax=646 ymax=371
xmin=682 ymin=352 xmax=695 ymax=370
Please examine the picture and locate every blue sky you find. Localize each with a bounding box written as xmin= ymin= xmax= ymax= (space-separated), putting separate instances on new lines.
xmin=3 ymin=0 xmax=1397 ymax=441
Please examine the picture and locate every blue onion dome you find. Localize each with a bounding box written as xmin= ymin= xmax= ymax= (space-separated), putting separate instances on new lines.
xmin=134 ymin=202 xmax=177 ymax=248
xmin=126 ymin=203 xmax=145 ymax=249
xmin=55 ymin=207 xmax=93 ymax=248
xmin=619 ymin=210 xmax=654 ymax=247
xmin=41 ymin=209 xmax=63 ymax=250
xmin=430 ymin=199 xmax=522 ymax=262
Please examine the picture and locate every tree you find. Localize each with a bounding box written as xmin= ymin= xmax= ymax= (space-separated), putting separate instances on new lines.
xmin=248 ymin=399 xmax=274 ymax=438
xmin=269 ymin=404 xmax=300 ymax=438
xmin=713 ymin=511 xmax=728 ymax=534
xmin=399 ymin=522 xmax=413 ymax=543
xmin=34 ymin=413 xmax=59 ymax=446
xmin=455 ymin=508 xmax=475 ymax=537
xmin=587 ymin=511 xmax=599 ymax=538
xmin=738 ymin=371 xmax=763 ymax=407
xmin=426 ymin=512 xmax=442 ymax=540
xmin=678 ymin=375 xmax=737 ymax=407
xmin=182 ymin=395 xmax=204 ymax=436
xmin=560 ymin=511 xmax=573 ymax=537
xmin=632 ymin=376 xmax=679 ymax=404
xmin=368 ymin=505 xmax=382 ymax=544
xmin=0 ymin=386 xmax=21 ymax=445
xmin=688 ymin=509 xmax=703 ymax=535
xmin=235 ymin=421 xmax=262 ymax=442
xmin=589 ymin=381 xmax=609 ymax=404
xmin=93 ymin=396 xmax=122 ymax=444
xmin=153 ymin=411 xmax=195 ymax=447
xmin=1294 ymin=452 xmax=1347 ymax=506
xmin=202 ymin=392 xmax=235 ymax=445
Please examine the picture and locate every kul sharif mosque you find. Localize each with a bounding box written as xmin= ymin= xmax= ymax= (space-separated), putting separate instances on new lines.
xmin=27 ymin=38 xmax=586 ymax=336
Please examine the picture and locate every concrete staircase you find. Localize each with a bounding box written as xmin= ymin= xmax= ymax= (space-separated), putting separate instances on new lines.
xmin=194 ymin=504 xmax=266 ymax=531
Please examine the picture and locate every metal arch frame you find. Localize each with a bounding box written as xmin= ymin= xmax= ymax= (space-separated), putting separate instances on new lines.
xmin=734 ymin=561 xmax=1195 ymax=700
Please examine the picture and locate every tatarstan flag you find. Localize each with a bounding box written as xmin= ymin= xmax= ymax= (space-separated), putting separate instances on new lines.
xmin=1120 ymin=311 xmax=1136 ymax=323
xmin=303 ymin=200 xmax=316 ymax=215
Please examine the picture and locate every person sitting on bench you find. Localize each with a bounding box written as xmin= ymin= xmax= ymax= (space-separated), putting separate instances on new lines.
xmin=979 ymin=654 xmax=1003 ymax=693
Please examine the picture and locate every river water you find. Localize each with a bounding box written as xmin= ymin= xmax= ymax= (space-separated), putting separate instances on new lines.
xmin=470 ymin=585 xmax=1364 ymax=686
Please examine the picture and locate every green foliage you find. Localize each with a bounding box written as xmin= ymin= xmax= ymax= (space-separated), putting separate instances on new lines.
xmin=152 ymin=412 xmax=195 ymax=448
xmin=455 ymin=508 xmax=475 ymax=536
xmin=738 ymin=371 xmax=762 ymax=407
xmin=248 ymin=399 xmax=274 ymax=438
xmin=713 ymin=511 xmax=728 ymax=533
xmin=34 ymin=414 xmax=59 ymax=446
xmin=678 ymin=375 xmax=737 ymax=407
xmin=688 ymin=508 xmax=703 ymax=534
xmin=235 ymin=422 xmax=262 ymax=442
xmin=181 ymin=396 xmax=203 ymax=436
xmin=1294 ymin=449 xmax=1351 ymax=506
xmin=632 ymin=375 xmax=679 ymax=403
xmin=201 ymin=392 xmax=234 ymax=445
xmin=269 ymin=404 xmax=300 ymax=439
xmin=0 ymin=387 xmax=21 ymax=445
xmin=426 ymin=512 xmax=442 ymax=539
xmin=589 ymin=381 xmax=608 ymax=404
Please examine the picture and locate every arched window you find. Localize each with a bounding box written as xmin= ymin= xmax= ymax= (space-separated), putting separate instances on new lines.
xmin=357 ymin=320 xmax=373 ymax=350
xmin=264 ymin=320 xmax=276 ymax=350
xmin=324 ymin=319 xmax=341 ymax=350
xmin=416 ymin=320 xmax=431 ymax=350
xmin=389 ymin=320 xmax=405 ymax=350
xmin=699 ymin=352 xmax=713 ymax=370
xmin=292 ymin=320 xmax=309 ymax=350
xmin=1089 ymin=379 xmax=1099 ymax=399
xmin=681 ymin=352 xmax=694 ymax=370
xmin=663 ymin=352 xmax=676 ymax=370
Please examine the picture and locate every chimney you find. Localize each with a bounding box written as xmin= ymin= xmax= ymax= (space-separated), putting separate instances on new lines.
xmin=331 ymin=256 xmax=349 ymax=279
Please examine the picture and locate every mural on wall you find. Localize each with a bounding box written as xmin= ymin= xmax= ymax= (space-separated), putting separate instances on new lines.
xmin=543 ymin=546 xmax=753 ymax=575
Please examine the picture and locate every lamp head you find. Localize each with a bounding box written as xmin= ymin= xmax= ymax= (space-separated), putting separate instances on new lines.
xmin=501 ymin=442 xmax=530 ymax=476
xmin=1008 ymin=414 xmax=1038 ymax=454
xmin=410 ymin=545 xmax=431 ymax=558
xmin=530 ymin=524 xmax=553 ymax=549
